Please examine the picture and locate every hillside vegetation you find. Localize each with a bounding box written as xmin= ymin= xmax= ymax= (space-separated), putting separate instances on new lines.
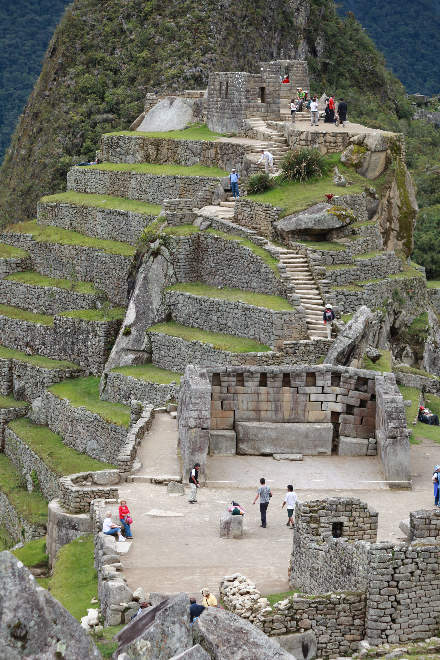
xmin=0 ymin=0 xmax=408 ymax=226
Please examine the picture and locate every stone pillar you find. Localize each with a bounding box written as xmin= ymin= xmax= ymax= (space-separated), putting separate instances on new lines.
xmin=178 ymin=365 xmax=211 ymax=483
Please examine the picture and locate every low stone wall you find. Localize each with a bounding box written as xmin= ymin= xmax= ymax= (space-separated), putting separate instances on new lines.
xmin=115 ymin=404 xmax=154 ymax=473
xmin=163 ymin=198 xmax=196 ymax=226
xmin=394 ymin=369 xmax=440 ymax=394
xmin=428 ymin=287 xmax=440 ymax=314
xmin=46 ymin=499 xmax=92 ymax=568
xmin=220 ymin=575 xmax=366 ymax=657
xmin=233 ymin=199 xmax=280 ymax=239
xmin=0 ymin=252 xmax=31 ymax=278
xmin=324 ymin=254 xmax=403 ymax=287
xmin=284 ymin=125 xmax=351 ymax=154
xmin=0 ymin=490 xmax=46 ymax=543
xmin=4 ymin=426 xmax=60 ymax=501
xmin=165 ymin=289 xmax=307 ymax=348
xmin=295 ymin=497 xmax=378 ymax=541
xmin=100 ymin=134 xmax=251 ymax=177
xmin=38 ymin=200 xmax=156 ymax=245
xmin=59 ymin=470 xmax=121 ymax=513
xmin=0 ymin=404 xmax=28 ymax=448
xmin=331 ymin=274 xmax=427 ymax=315
xmin=0 ymin=357 xmax=84 ymax=402
xmin=101 ymin=371 xmax=179 ymax=407
xmin=1 ymin=231 xmax=133 ymax=306
xmin=0 ymin=277 xmax=105 ymax=314
xmin=282 ymin=339 xmax=332 ymax=362
xmin=67 ymin=167 xmax=225 ymax=205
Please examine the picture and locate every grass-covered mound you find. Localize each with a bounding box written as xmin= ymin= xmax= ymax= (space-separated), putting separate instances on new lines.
xmin=362 ymin=350 xmax=392 ymax=373
xmin=8 ymin=417 xmax=117 ymax=473
xmin=112 ymin=363 xmax=181 ymax=384
xmin=49 ymin=375 xmax=130 ymax=427
xmin=41 ymin=191 xmax=161 ymax=216
xmin=167 ymin=282 xmax=293 ymax=311
xmin=148 ymin=321 xmax=271 ymax=353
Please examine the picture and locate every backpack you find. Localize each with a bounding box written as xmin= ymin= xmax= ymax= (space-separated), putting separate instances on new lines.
xmin=324 ymin=309 xmax=333 ymax=321
xmin=433 ymin=470 xmax=439 ymax=483
xmin=231 ymin=507 xmax=241 ymax=515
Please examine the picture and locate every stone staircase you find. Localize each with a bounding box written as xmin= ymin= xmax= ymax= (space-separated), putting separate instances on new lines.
xmin=278 ymin=250 xmax=327 ymax=339
xmin=245 ymin=118 xmax=290 ymax=171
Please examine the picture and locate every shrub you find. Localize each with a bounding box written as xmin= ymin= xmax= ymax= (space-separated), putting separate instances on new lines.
xmin=246 ymin=173 xmax=274 ymax=195
xmin=281 ymin=148 xmax=327 ymax=182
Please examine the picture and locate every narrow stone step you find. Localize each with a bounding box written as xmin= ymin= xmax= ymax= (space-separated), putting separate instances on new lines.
xmin=219 ymin=201 xmax=235 ymax=208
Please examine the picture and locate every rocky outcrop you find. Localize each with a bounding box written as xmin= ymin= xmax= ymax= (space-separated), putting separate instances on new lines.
xmin=325 ymin=306 xmax=374 ymax=365
xmin=0 ymin=551 xmax=100 ymax=659
xmin=137 ymin=96 xmax=206 ymax=132
xmin=274 ymin=202 xmax=352 ymax=240
xmin=423 ymin=307 xmax=440 ymax=377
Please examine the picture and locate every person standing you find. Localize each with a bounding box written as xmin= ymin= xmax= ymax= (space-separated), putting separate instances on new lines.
xmin=337 ymin=98 xmax=348 ymax=126
xmin=258 ymin=149 xmax=274 ymax=174
xmin=189 ymin=462 xmax=200 ymax=503
xmin=433 ymin=465 xmax=440 ymax=507
xmin=310 ymin=96 xmax=319 ymax=126
xmin=189 ymin=598 xmax=205 ymax=623
xmin=252 ymin=477 xmax=272 ymax=528
xmin=229 ymin=168 xmax=240 ymax=199
xmin=328 ymin=95 xmax=335 ymax=123
xmin=281 ymin=485 xmax=298 ymax=528
xmin=118 ymin=499 xmax=133 ymax=539
xmin=323 ymin=303 xmax=335 ymax=339
xmin=290 ymin=98 xmax=297 ymax=122
xmin=201 ymin=588 xmax=218 ymax=607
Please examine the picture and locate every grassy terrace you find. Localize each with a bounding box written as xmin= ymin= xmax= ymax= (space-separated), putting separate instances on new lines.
xmin=295 ymin=240 xmax=346 ymax=252
xmin=0 ymin=303 xmax=53 ymax=325
xmin=0 ymin=394 xmax=28 ymax=409
xmin=59 ymin=307 xmax=125 ymax=322
xmin=362 ymin=350 xmax=392 ymax=373
xmin=8 ymin=417 xmax=116 ymax=472
xmin=85 ymin=162 xmax=228 ymax=177
xmin=247 ymin=155 xmax=368 ymax=216
xmin=41 ymin=191 xmax=162 ymax=216
xmin=167 ymin=282 xmax=293 ymax=310
xmin=0 ymin=243 xmax=28 ymax=258
xmin=331 ymin=266 xmax=424 ymax=291
xmin=427 ymin=280 xmax=440 ymax=289
xmin=398 ymin=386 xmax=440 ymax=444
xmin=104 ymin=123 xmax=223 ymax=141
xmin=148 ymin=321 xmax=271 ymax=353
xmin=3 ymin=220 xmax=136 ymax=257
xmin=49 ymin=376 xmax=130 ymax=427
xmin=394 ymin=364 xmax=439 ymax=379
xmin=13 ymin=537 xmax=48 ymax=567
xmin=206 ymin=229 xmax=280 ymax=276
xmin=0 ymin=345 xmax=78 ymax=370
xmin=0 ymin=453 xmax=48 ymax=525
xmin=112 ymin=363 xmax=181 ymax=384
xmin=5 ymin=271 xmax=101 ymax=295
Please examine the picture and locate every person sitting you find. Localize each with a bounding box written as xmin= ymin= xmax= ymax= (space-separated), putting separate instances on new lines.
xmin=102 ymin=512 xmax=126 ymax=542
xmin=131 ymin=601 xmax=152 ymax=619
xmin=189 ymin=598 xmax=205 ymax=623
xmin=228 ymin=500 xmax=245 ymax=515
xmin=118 ymin=499 xmax=133 ymax=539
xmin=282 ymin=75 xmax=290 ymax=83
xmin=201 ymin=588 xmax=218 ymax=607
xmin=418 ymin=406 xmax=439 ymax=425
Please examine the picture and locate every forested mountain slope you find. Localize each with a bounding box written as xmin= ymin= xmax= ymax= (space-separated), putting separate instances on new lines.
xmin=0 ymin=0 xmax=408 ymax=225
xmin=338 ymin=0 xmax=440 ymax=94
xmin=0 ymin=0 xmax=69 ymax=162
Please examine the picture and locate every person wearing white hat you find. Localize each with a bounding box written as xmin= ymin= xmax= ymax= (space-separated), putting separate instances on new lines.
xmin=323 ymin=304 xmax=335 ymax=339
xmin=229 ymin=168 xmax=240 ymax=199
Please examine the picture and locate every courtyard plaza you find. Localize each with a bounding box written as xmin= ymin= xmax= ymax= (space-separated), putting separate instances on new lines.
xmin=118 ymin=413 xmax=438 ymax=600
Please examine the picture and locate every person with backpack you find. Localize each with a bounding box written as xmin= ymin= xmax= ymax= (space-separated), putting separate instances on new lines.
xmin=188 ymin=462 xmax=200 ymax=503
xmin=433 ymin=465 xmax=440 ymax=507
xmin=323 ymin=304 xmax=335 ymax=339
xmin=252 ymin=477 xmax=272 ymax=528
xmin=337 ymin=98 xmax=348 ymax=127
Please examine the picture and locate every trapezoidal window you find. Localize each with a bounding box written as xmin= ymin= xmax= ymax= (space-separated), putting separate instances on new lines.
xmin=259 ymin=87 xmax=266 ymax=103
xmin=332 ymin=521 xmax=344 ymax=538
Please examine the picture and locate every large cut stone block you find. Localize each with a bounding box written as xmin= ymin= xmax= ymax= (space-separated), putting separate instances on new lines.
xmin=338 ymin=436 xmax=368 ymax=456
xmin=236 ymin=422 xmax=333 ymax=455
xmin=209 ymin=430 xmax=236 ymax=455
xmin=220 ymin=513 xmax=244 ymax=538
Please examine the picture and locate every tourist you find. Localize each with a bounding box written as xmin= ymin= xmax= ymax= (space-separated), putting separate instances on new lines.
xmin=310 ymin=96 xmax=319 ymax=126
xmin=118 ymin=499 xmax=133 ymax=539
xmin=228 ymin=500 xmax=245 ymax=515
xmin=337 ymin=98 xmax=348 ymax=127
xmin=188 ymin=462 xmax=200 ymax=503
xmin=201 ymin=588 xmax=218 ymax=607
xmin=433 ymin=465 xmax=440 ymax=506
xmin=282 ymin=74 xmax=290 ymax=83
xmin=189 ymin=598 xmax=205 ymax=623
xmin=290 ymin=98 xmax=297 ymax=121
xmin=102 ymin=512 xmax=125 ymax=542
xmin=131 ymin=601 xmax=152 ymax=619
xmin=297 ymin=88 xmax=304 ymax=111
xmin=418 ymin=406 xmax=439 ymax=425
xmin=229 ymin=168 xmax=240 ymax=199
xmin=282 ymin=484 xmax=298 ymax=528
xmin=328 ymin=96 xmax=335 ymax=123
xmin=252 ymin=477 xmax=272 ymax=528
xmin=323 ymin=303 xmax=335 ymax=339
xmin=258 ymin=149 xmax=274 ymax=174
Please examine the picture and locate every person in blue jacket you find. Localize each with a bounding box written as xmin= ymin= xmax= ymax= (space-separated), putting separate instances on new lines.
xmin=433 ymin=465 xmax=440 ymax=507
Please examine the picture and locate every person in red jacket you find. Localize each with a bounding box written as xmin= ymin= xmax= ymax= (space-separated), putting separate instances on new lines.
xmin=118 ymin=499 xmax=133 ymax=539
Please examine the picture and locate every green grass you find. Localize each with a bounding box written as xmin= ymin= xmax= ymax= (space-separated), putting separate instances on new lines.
xmin=407 ymin=312 xmax=429 ymax=337
xmin=362 ymin=350 xmax=392 ymax=373
xmin=341 ymin=313 xmax=353 ymax=323
xmin=295 ymin=240 xmax=347 ymax=252
xmin=427 ymin=280 xmax=440 ymax=289
xmin=0 ymin=243 xmax=28 ymax=258
xmin=247 ymin=154 xmax=367 ymax=215
xmin=0 ymin=394 xmax=28 ymax=409
xmin=397 ymin=385 xmax=440 ymax=444
xmin=394 ymin=364 xmax=439 ymax=379
xmin=206 ymin=229 xmax=280 ymax=276
xmin=398 ymin=385 xmax=420 ymax=427
xmin=85 ymin=161 xmax=228 ymax=177
xmin=41 ymin=191 xmax=161 ymax=216
xmin=5 ymin=220 xmax=136 ymax=257
xmin=148 ymin=321 xmax=270 ymax=353
xmin=0 ymin=453 xmax=48 ymax=525
xmin=49 ymin=535 xmax=98 ymax=621
xmin=58 ymin=307 xmax=125 ymax=322
xmin=112 ymin=363 xmax=181 ymax=384
xmin=94 ymin=625 xmax=124 ymax=658
xmin=354 ymin=250 xmax=383 ymax=260
xmin=0 ymin=303 xmax=53 ymax=325
xmin=0 ymin=345 xmax=78 ymax=370
xmin=5 ymin=271 xmax=101 ymax=295
xmin=162 ymin=224 xmax=201 ymax=237
xmin=0 ymin=525 xmax=13 ymax=551
xmin=325 ymin=263 xmax=355 ymax=271
xmin=104 ymin=123 xmax=223 ymax=141
xmin=48 ymin=376 xmax=130 ymax=427
xmin=8 ymin=417 xmax=117 ymax=473
xmin=13 ymin=537 xmax=48 ymax=567
xmin=167 ymin=282 xmax=293 ymax=311
xmin=265 ymin=589 xmax=299 ymax=607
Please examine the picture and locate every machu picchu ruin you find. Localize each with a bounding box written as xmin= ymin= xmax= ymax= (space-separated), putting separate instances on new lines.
xmin=0 ymin=2 xmax=440 ymax=659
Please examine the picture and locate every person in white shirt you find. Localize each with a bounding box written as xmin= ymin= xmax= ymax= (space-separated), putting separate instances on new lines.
xmin=290 ymin=98 xmax=297 ymax=122
xmin=257 ymin=149 xmax=274 ymax=174
xmin=281 ymin=485 xmax=298 ymax=528
xmin=310 ymin=96 xmax=319 ymax=126
xmin=102 ymin=512 xmax=126 ymax=542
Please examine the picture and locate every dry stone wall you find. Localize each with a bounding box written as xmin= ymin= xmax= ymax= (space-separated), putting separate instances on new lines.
xmin=0 ymin=358 xmax=84 ymax=402
xmin=324 ymin=254 xmax=403 ymax=287
xmin=0 ymin=278 xmax=106 ymax=314
xmin=284 ymin=125 xmax=351 ymax=154
xmin=101 ymin=371 xmax=179 ymax=407
xmin=59 ymin=470 xmax=121 ymax=514
xmin=0 ymin=405 xmax=28 ymax=448
xmin=394 ymin=369 xmax=440 ymax=394
xmin=38 ymin=200 xmax=156 ymax=245
xmin=0 ymin=252 xmax=31 ymax=278
xmin=0 ymin=490 xmax=46 ymax=543
xmin=233 ymin=199 xmax=280 ymax=239
xmin=46 ymin=499 xmax=92 ymax=568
